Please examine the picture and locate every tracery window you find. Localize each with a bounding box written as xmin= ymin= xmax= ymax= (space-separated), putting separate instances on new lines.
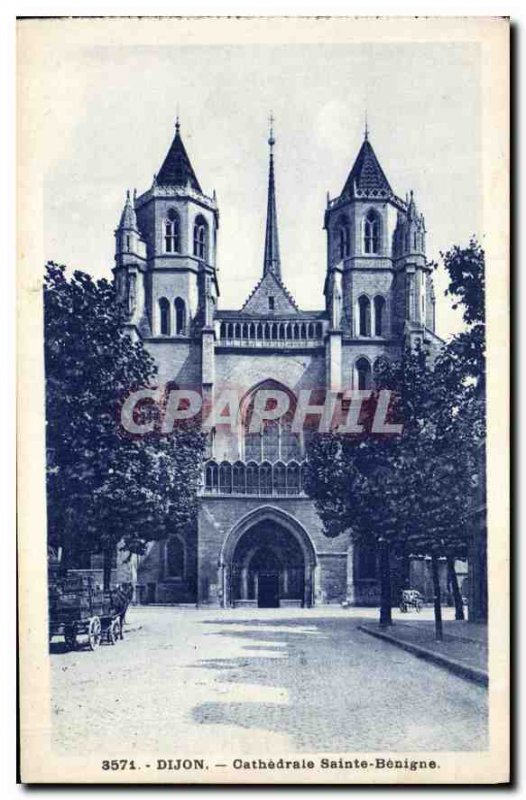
xmin=364 ymin=209 xmax=380 ymax=254
xmin=374 ymin=295 xmax=386 ymax=336
xmin=193 ymin=216 xmax=208 ymax=260
xmin=356 ymin=357 xmax=372 ymax=391
xmin=358 ymin=295 xmax=371 ymax=337
xmin=159 ymin=297 xmax=170 ymax=335
xmin=174 ymin=297 xmax=186 ymax=334
xmin=164 ymin=208 xmax=180 ymax=253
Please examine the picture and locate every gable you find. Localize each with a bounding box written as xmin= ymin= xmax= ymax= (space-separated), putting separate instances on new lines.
xmin=241 ymin=271 xmax=299 ymax=314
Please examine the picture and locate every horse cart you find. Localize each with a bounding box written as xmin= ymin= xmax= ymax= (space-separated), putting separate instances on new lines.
xmin=48 ymin=574 xmax=125 ymax=651
xmin=399 ymin=589 xmax=424 ymax=613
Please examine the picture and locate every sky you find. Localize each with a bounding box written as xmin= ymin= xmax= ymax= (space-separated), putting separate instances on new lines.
xmin=42 ymin=40 xmax=481 ymax=339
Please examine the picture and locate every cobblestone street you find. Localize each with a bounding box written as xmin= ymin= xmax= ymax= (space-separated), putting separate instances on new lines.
xmin=51 ymin=606 xmax=487 ymax=756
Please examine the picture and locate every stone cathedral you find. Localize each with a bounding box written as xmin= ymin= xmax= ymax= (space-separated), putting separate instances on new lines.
xmin=113 ymin=118 xmax=443 ymax=608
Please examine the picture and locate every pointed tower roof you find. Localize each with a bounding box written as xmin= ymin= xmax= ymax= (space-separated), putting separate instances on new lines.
xmin=341 ymin=136 xmax=392 ymax=197
xmin=118 ymin=190 xmax=138 ymax=230
xmin=156 ymin=118 xmax=202 ymax=192
xmin=263 ymin=115 xmax=281 ymax=279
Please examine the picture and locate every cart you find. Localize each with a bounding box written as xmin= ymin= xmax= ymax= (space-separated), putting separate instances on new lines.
xmin=48 ymin=574 xmax=123 ymax=650
xmin=399 ymin=589 xmax=424 ymax=613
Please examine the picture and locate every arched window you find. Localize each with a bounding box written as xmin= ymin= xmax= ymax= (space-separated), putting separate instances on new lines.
xmin=364 ymin=210 xmax=380 ymax=254
xmin=273 ymin=463 xmax=286 ymax=495
xmin=358 ymin=295 xmax=371 ymax=337
xmin=246 ymin=462 xmax=258 ymax=494
xmin=263 ymin=419 xmax=280 ymax=461
xmin=259 ymin=463 xmax=272 ymax=495
xmin=242 ymin=381 xmax=300 ymax=463
xmin=164 ymin=208 xmax=180 ymax=253
xmin=281 ymin=416 xmax=301 ymax=460
xmin=205 ymin=461 xmax=218 ymax=492
xmin=159 ymin=297 xmax=171 ymax=335
xmin=356 ymin=357 xmax=372 ymax=391
xmin=166 ymin=537 xmax=185 ymax=578
xmin=374 ymin=295 xmax=386 ymax=337
xmin=232 ymin=461 xmax=246 ymax=494
xmin=193 ymin=216 xmax=208 ymax=260
xmin=287 ymin=462 xmax=300 ymax=495
xmin=174 ymin=297 xmax=186 ymax=334
xmin=219 ymin=462 xmax=232 ymax=495
xmin=337 ymin=223 xmax=350 ymax=260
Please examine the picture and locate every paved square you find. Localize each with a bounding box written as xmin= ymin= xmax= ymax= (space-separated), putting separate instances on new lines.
xmin=51 ymin=606 xmax=487 ymax=755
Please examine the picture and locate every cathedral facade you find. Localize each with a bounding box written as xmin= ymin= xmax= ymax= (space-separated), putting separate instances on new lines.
xmin=113 ymin=118 xmax=443 ymax=608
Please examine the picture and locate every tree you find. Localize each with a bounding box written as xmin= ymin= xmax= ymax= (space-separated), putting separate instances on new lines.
xmin=439 ymin=238 xmax=487 ymax=622
xmin=305 ymin=342 xmax=474 ymax=636
xmin=305 ymin=240 xmax=486 ymax=634
xmin=44 ymin=263 xmax=206 ymax=589
xmin=304 ymin=395 xmax=409 ymax=628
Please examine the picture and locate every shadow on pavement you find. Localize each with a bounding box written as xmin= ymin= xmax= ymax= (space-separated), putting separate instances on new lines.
xmin=191 ymin=615 xmax=488 ymax=753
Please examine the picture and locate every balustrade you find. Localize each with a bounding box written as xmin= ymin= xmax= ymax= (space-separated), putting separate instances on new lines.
xmin=218 ymin=319 xmax=324 ymax=346
xmin=203 ymin=459 xmax=307 ymax=496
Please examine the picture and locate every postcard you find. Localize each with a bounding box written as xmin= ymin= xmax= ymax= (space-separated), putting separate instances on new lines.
xmin=17 ymin=16 xmax=509 ymax=784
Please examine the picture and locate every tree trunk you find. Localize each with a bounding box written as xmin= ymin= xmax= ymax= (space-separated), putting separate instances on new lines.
xmin=379 ymin=539 xmax=393 ymax=628
xmin=103 ymin=546 xmax=114 ymax=592
xmin=431 ymin=552 xmax=443 ymax=641
xmin=447 ymin=554 xmax=465 ymax=621
xmin=58 ymin=541 xmax=70 ymax=577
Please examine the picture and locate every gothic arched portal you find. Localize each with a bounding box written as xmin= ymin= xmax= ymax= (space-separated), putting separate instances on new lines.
xmin=220 ymin=506 xmax=317 ymax=608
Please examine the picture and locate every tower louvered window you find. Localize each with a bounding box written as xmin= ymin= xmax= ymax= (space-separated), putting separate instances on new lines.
xmin=174 ymin=297 xmax=186 ymax=334
xmin=356 ymin=358 xmax=372 ymax=391
xmin=164 ymin=208 xmax=180 ymax=253
xmin=338 ymin=225 xmax=350 ymax=259
xmin=193 ymin=217 xmax=208 ymax=260
xmin=374 ymin=295 xmax=386 ymax=336
xmin=364 ymin=210 xmax=380 ymax=254
xmin=358 ymin=295 xmax=371 ymax=337
xmin=159 ymin=297 xmax=171 ymax=336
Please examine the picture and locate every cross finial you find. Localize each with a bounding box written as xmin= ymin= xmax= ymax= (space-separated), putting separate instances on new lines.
xmin=268 ymin=112 xmax=275 ymax=150
xmin=364 ymin=109 xmax=369 ymax=140
xmin=175 ymin=104 xmax=180 ymax=134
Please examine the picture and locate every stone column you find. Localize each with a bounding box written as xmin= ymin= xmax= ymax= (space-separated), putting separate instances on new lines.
xmin=327 ymin=331 xmax=342 ymax=392
xmin=241 ymin=567 xmax=249 ymax=600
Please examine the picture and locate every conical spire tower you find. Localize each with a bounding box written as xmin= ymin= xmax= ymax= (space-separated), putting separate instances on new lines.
xmin=156 ymin=117 xmax=202 ymax=192
xmin=117 ymin=189 xmax=138 ymax=231
xmin=263 ymin=115 xmax=281 ymax=279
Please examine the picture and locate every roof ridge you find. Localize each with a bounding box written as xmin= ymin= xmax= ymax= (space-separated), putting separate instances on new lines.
xmin=240 ymin=271 xmax=299 ymax=312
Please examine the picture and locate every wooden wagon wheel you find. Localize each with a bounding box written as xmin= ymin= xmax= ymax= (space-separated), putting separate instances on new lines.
xmin=88 ymin=616 xmax=102 ymax=651
xmin=64 ymin=624 xmax=77 ymax=650
xmin=108 ymin=617 xmax=121 ymax=645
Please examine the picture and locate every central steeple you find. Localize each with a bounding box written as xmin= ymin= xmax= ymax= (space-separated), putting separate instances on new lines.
xmin=263 ymin=114 xmax=281 ymax=279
